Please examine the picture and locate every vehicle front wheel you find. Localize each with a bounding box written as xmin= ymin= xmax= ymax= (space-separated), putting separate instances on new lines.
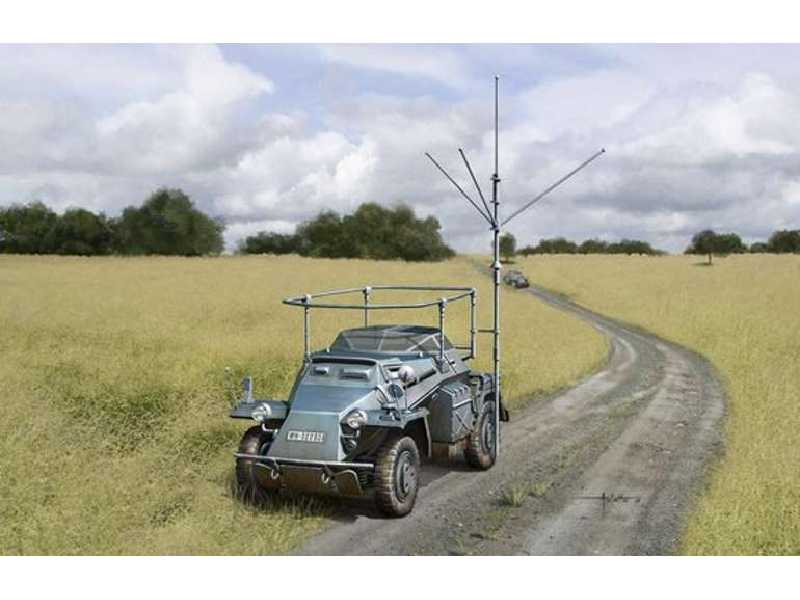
xmin=374 ymin=435 xmax=420 ymax=518
xmin=236 ymin=425 xmax=275 ymax=504
xmin=465 ymin=402 xmax=497 ymax=470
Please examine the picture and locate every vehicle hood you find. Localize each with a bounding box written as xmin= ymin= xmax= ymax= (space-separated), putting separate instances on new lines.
xmin=267 ymin=383 xmax=376 ymax=461
xmin=290 ymin=383 xmax=375 ymax=415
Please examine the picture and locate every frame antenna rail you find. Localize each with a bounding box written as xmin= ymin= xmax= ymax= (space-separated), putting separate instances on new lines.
xmin=283 ymin=285 xmax=478 ymax=364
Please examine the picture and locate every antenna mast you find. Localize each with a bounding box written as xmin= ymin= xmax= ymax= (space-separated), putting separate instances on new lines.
xmin=491 ymin=75 xmax=502 ymax=460
xmin=425 ymin=76 xmax=604 ymax=460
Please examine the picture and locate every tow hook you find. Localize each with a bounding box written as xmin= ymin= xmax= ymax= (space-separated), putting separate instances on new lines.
xmin=320 ymin=466 xmax=336 ymax=487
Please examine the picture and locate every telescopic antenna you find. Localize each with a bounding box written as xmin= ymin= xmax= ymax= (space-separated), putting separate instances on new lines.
xmin=425 ymin=76 xmax=604 ymax=462
xmin=490 ymin=75 xmax=502 ymax=460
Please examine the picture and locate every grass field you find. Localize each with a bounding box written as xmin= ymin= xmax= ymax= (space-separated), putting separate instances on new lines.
xmin=518 ymin=254 xmax=800 ymax=555
xmin=0 ymin=254 xmax=606 ymax=555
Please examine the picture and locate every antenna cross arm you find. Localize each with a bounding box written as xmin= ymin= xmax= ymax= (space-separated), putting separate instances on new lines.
xmin=458 ymin=148 xmax=494 ymax=225
xmin=425 ymin=152 xmax=495 ymax=226
xmin=501 ymin=148 xmax=605 ymax=226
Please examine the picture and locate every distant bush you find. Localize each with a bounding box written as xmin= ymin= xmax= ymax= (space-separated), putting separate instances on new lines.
xmin=239 ymin=202 xmax=454 ymax=262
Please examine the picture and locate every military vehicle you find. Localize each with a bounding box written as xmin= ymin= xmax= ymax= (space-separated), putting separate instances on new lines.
xmin=231 ymin=285 xmax=508 ymax=517
xmin=229 ymin=78 xmax=603 ymax=519
xmin=502 ymin=269 xmax=530 ymax=289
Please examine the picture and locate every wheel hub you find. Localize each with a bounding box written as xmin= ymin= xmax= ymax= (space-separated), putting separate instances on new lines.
xmin=481 ymin=414 xmax=495 ymax=454
xmin=396 ymin=450 xmax=417 ymax=500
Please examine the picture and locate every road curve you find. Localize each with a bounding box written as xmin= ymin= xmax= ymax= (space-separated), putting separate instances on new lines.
xmin=295 ymin=284 xmax=726 ymax=555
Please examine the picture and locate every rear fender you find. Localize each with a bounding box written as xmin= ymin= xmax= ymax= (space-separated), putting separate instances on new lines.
xmin=481 ymin=390 xmax=510 ymax=423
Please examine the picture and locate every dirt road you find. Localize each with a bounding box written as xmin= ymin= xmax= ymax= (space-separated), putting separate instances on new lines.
xmin=296 ymin=285 xmax=726 ymax=555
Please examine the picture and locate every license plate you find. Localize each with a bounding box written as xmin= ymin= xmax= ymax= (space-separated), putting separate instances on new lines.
xmin=287 ymin=430 xmax=326 ymax=443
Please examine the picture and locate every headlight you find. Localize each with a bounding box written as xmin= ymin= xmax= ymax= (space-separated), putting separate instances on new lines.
xmin=398 ymin=365 xmax=417 ymax=384
xmin=252 ymin=402 xmax=272 ymax=423
xmin=344 ymin=409 xmax=368 ymax=430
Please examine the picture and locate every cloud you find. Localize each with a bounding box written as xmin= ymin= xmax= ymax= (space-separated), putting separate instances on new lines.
xmin=320 ymin=44 xmax=472 ymax=89
xmin=0 ymin=45 xmax=273 ymax=178
xmin=1 ymin=44 xmax=799 ymax=254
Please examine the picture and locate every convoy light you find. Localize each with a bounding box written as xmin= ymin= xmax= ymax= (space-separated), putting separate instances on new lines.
xmin=252 ymin=402 xmax=272 ymax=423
xmin=344 ymin=409 xmax=368 ymax=430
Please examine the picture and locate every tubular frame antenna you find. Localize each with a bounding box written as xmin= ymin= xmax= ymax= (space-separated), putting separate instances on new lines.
xmin=426 ymin=76 xmax=604 ymax=461
xmin=283 ymin=285 xmax=478 ymax=364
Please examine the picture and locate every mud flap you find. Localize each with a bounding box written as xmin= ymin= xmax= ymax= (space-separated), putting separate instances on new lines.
xmin=333 ymin=470 xmax=362 ymax=496
xmin=500 ymin=398 xmax=510 ymax=422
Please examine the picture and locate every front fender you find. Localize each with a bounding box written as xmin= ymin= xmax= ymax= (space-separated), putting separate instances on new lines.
xmin=230 ymin=399 xmax=289 ymax=421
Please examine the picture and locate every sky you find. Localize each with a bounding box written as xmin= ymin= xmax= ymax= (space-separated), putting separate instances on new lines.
xmin=1 ymin=43 xmax=799 ymax=253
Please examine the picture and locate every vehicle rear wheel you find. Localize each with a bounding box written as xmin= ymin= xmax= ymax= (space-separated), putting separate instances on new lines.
xmin=465 ymin=401 xmax=496 ymax=470
xmin=236 ymin=426 xmax=275 ymax=504
xmin=374 ymin=435 xmax=420 ymax=518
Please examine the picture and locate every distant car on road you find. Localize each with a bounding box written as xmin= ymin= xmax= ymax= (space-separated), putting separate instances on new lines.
xmin=502 ymin=269 xmax=530 ymax=288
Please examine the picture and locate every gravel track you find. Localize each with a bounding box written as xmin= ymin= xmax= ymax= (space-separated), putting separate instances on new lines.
xmin=295 ymin=284 xmax=726 ymax=555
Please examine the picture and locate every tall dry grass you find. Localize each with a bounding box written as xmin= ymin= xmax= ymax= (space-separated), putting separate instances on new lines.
xmin=0 ymin=254 xmax=605 ymax=554
xmin=519 ymin=254 xmax=800 ymax=554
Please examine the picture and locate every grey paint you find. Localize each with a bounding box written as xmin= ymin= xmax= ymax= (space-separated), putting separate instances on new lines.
xmin=230 ymin=322 xmax=495 ymax=494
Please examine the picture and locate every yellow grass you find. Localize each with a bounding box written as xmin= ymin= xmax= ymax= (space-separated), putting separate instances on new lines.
xmin=518 ymin=254 xmax=800 ymax=555
xmin=0 ymin=254 xmax=605 ymax=555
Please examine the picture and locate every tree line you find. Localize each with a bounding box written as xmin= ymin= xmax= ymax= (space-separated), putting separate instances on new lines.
xmin=516 ymin=236 xmax=663 ymax=256
xmin=238 ymin=202 xmax=455 ymax=262
xmin=0 ymin=188 xmax=224 ymax=256
xmin=684 ymin=229 xmax=800 ymax=264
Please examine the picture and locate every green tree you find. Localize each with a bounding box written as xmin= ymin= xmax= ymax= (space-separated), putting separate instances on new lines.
xmin=296 ymin=210 xmax=357 ymax=258
xmin=499 ymin=232 xmax=516 ymax=262
xmin=53 ymin=208 xmax=114 ymax=255
xmin=607 ymin=239 xmax=658 ymax=255
xmin=686 ymin=230 xmax=745 ymax=264
xmin=686 ymin=229 xmax=719 ymax=264
xmin=0 ymin=202 xmax=59 ymax=254
xmin=715 ymin=232 xmax=747 ymax=255
xmin=243 ymin=202 xmax=454 ymax=262
xmin=237 ymin=231 xmax=300 ymax=255
xmin=767 ymin=229 xmax=800 ymax=253
xmin=579 ymin=238 xmax=609 ymax=254
xmin=531 ymin=237 xmax=579 ymax=254
xmin=113 ymin=188 xmax=224 ymax=256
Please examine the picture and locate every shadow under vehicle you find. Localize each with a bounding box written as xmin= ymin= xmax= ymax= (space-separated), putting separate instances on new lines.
xmin=230 ymin=285 xmax=509 ymax=517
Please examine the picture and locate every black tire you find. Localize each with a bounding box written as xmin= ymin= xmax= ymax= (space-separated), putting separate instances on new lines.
xmin=236 ymin=426 xmax=275 ymax=504
xmin=374 ymin=435 xmax=420 ymax=517
xmin=465 ymin=401 xmax=497 ymax=470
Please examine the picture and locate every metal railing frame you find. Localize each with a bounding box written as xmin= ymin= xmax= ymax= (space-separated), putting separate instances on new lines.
xmin=283 ymin=285 xmax=477 ymax=364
